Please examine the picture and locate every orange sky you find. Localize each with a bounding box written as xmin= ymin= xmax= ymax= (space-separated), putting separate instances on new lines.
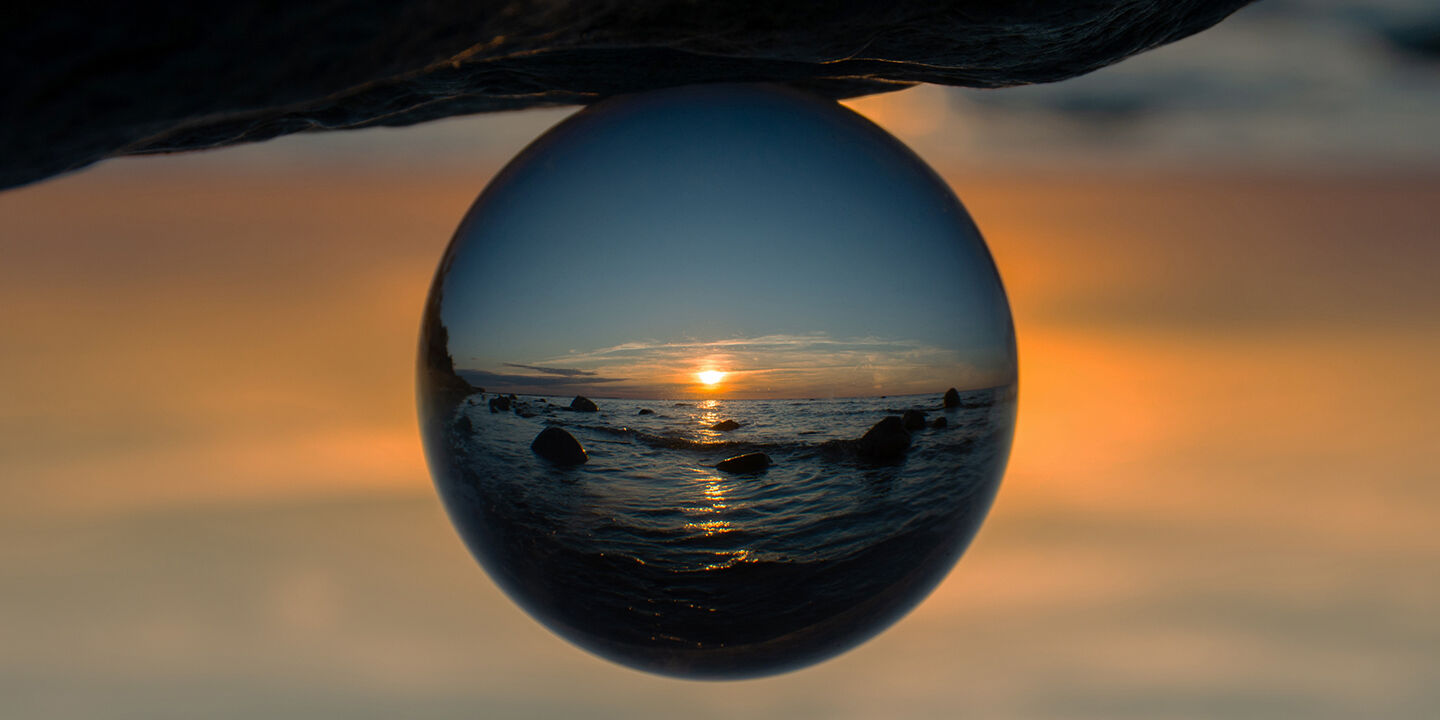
xmin=4 ymin=163 xmax=1433 ymax=517
xmin=1 ymin=158 xmax=1436 ymax=716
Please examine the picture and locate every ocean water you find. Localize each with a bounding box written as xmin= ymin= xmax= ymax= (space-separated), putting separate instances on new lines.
xmin=427 ymin=389 xmax=1016 ymax=678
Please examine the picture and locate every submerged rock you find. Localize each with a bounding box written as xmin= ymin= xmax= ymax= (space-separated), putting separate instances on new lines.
xmin=489 ymin=396 xmax=511 ymax=413
xmin=710 ymin=420 xmax=741 ymax=431
xmin=931 ymin=416 xmax=948 ymax=429
xmin=531 ymin=427 xmax=588 ymax=465
xmin=856 ymin=416 xmax=911 ymax=462
xmin=942 ymin=387 xmax=962 ymax=409
xmin=569 ymin=395 xmax=598 ymax=412
xmin=902 ymin=409 xmax=927 ymax=431
xmin=637 ymin=408 xmax=655 ymax=415
xmin=717 ymin=452 xmax=771 ymax=474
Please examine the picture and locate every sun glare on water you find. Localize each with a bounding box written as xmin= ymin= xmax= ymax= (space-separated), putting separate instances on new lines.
xmin=697 ymin=370 xmax=726 ymax=386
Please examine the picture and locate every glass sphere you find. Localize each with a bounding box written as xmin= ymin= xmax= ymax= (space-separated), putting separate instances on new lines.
xmin=418 ymin=83 xmax=1016 ymax=679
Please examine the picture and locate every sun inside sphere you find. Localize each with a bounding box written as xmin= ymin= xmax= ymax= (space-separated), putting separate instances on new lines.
xmin=417 ymin=83 xmax=1017 ymax=679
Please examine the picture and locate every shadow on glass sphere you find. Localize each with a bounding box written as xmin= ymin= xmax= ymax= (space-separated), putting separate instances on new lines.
xmin=418 ymin=83 xmax=1017 ymax=679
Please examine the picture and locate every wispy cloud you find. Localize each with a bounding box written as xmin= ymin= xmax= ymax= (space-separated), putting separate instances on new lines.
xmin=501 ymin=363 xmax=598 ymax=377
xmin=465 ymin=333 xmax=1013 ymax=398
xmin=457 ymin=370 xmax=626 ymax=390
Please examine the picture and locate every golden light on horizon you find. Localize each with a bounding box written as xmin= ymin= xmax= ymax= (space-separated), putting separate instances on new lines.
xmin=697 ymin=370 xmax=727 ymax=386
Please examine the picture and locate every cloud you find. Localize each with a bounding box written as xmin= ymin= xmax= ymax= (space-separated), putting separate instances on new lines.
xmin=459 ymin=333 xmax=1012 ymax=397
xmin=501 ymin=363 xmax=598 ymax=377
xmin=457 ymin=370 xmax=625 ymax=389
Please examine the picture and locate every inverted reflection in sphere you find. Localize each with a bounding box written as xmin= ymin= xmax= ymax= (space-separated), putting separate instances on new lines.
xmin=418 ymin=84 xmax=1017 ymax=679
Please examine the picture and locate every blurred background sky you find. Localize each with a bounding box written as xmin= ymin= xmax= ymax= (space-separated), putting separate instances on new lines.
xmin=1 ymin=0 xmax=1437 ymax=717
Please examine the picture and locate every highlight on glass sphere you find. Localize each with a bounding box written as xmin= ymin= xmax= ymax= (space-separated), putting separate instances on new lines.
xmin=417 ymin=83 xmax=1017 ymax=679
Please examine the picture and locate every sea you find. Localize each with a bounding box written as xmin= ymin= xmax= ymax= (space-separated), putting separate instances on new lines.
xmin=426 ymin=388 xmax=1016 ymax=678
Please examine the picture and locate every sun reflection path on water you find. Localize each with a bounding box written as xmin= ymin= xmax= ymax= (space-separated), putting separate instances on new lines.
xmin=680 ymin=468 xmax=756 ymax=571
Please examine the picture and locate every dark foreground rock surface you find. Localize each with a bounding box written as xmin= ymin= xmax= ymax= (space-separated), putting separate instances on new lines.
xmin=3 ymin=1 xmax=1251 ymax=190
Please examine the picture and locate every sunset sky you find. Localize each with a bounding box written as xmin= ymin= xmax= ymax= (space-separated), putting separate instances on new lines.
xmin=438 ymin=85 xmax=1014 ymax=399
xmin=2 ymin=1 xmax=1438 ymax=717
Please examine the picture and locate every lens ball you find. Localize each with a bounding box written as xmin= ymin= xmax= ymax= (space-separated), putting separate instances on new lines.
xmin=418 ymin=84 xmax=1017 ymax=679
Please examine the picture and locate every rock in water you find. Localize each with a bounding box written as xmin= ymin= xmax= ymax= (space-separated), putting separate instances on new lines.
xmin=569 ymin=396 xmax=598 ymax=412
xmin=455 ymin=414 xmax=472 ymax=433
xmin=710 ymin=420 xmax=741 ymax=431
xmin=931 ymin=416 xmax=948 ymax=429
xmin=637 ymin=408 xmax=655 ymax=415
xmin=531 ymin=427 xmax=588 ymax=465
xmin=716 ymin=452 xmax=772 ymax=473
xmin=943 ymin=388 xmax=962 ymax=408
xmin=902 ymin=409 xmax=927 ymax=430
xmin=489 ymin=396 xmax=511 ymax=413
xmin=856 ymin=416 xmax=911 ymax=461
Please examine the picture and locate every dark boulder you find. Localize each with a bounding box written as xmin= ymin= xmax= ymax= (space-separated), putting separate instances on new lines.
xmin=531 ymin=427 xmax=588 ymax=465
xmin=716 ymin=452 xmax=772 ymax=474
xmin=902 ymin=409 xmax=927 ymax=431
xmin=569 ymin=396 xmax=598 ymax=412
xmin=931 ymin=416 xmax=948 ymax=429
xmin=943 ymin=388 xmax=962 ymax=409
xmin=855 ymin=416 xmax=911 ymax=462
xmin=455 ymin=414 xmax=472 ymax=433
xmin=637 ymin=408 xmax=655 ymax=415
xmin=489 ymin=396 xmax=511 ymax=413
xmin=710 ymin=420 xmax=741 ymax=431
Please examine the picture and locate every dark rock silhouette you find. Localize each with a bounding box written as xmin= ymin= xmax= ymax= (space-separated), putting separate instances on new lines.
xmin=710 ymin=420 xmax=741 ymax=431
xmin=855 ymin=416 xmax=911 ymax=462
xmin=531 ymin=426 xmax=588 ymax=465
xmin=455 ymin=414 xmax=472 ymax=433
xmin=716 ymin=452 xmax=772 ymax=474
xmin=489 ymin=396 xmax=511 ymax=413
xmin=637 ymin=408 xmax=655 ymax=415
xmin=415 ymin=248 xmax=476 ymax=426
xmin=569 ymin=396 xmax=598 ymax=412
xmin=3 ymin=2 xmax=1251 ymax=190
xmin=902 ymin=409 xmax=927 ymax=431
xmin=943 ymin=388 xmax=962 ymax=409
xmin=931 ymin=416 xmax=948 ymax=429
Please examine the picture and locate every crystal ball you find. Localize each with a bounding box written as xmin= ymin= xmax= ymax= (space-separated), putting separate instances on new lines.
xmin=418 ymin=83 xmax=1017 ymax=679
